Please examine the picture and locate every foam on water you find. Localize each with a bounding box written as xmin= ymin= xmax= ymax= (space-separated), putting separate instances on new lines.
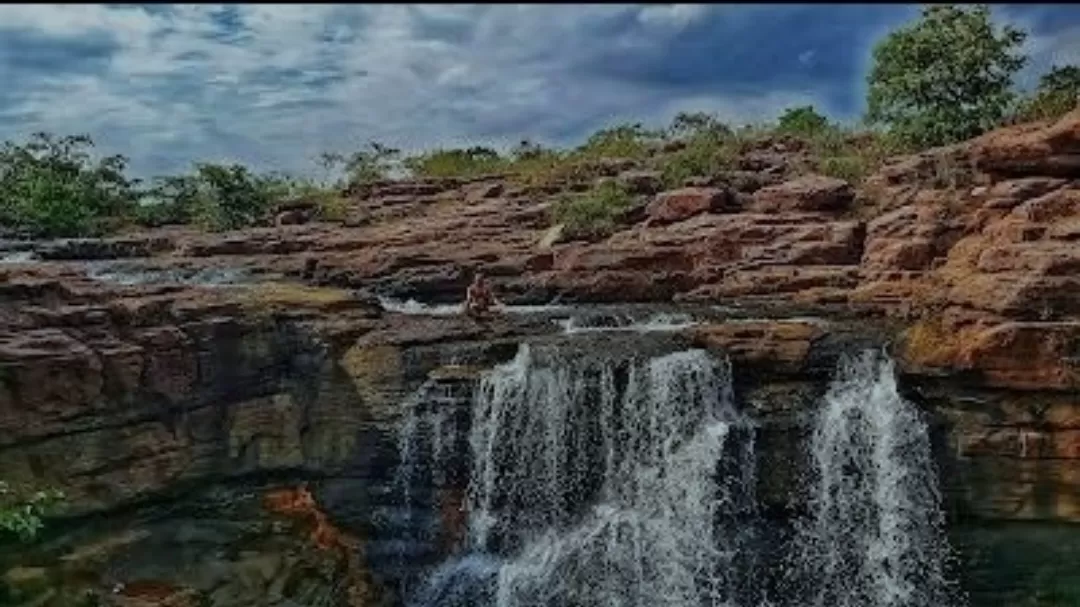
xmin=556 ymin=311 xmax=699 ymax=334
xmin=379 ymin=297 xmax=571 ymax=317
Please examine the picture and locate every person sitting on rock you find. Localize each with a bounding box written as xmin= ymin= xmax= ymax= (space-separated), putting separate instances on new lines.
xmin=463 ymin=271 xmax=502 ymax=318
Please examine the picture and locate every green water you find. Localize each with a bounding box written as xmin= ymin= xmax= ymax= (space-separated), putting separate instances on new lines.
xmin=952 ymin=522 xmax=1080 ymax=607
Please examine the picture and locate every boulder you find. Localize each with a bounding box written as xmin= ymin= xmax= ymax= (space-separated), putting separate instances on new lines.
xmin=751 ymin=175 xmax=854 ymax=213
xmin=274 ymin=209 xmax=311 ymax=227
xmin=465 ymin=181 xmax=504 ymax=203
xmin=617 ymin=170 xmax=664 ymax=195
xmin=645 ymin=187 xmax=734 ymax=224
xmin=718 ymin=169 xmax=782 ymax=194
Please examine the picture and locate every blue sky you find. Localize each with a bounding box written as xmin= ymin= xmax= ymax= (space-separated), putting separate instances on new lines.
xmin=1 ymin=4 xmax=1078 ymax=178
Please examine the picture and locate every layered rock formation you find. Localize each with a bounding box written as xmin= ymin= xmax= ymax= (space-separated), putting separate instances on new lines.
xmin=1 ymin=110 xmax=1079 ymax=607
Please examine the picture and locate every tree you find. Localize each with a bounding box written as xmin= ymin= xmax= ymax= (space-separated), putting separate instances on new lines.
xmin=142 ymin=163 xmax=283 ymax=231
xmin=191 ymin=163 xmax=279 ymax=230
xmin=0 ymin=133 xmax=137 ymax=237
xmin=1017 ymin=64 xmax=1080 ymax=122
xmin=776 ymin=106 xmax=832 ymax=137
xmin=1038 ymin=65 xmax=1080 ymax=94
xmin=865 ymin=5 xmax=1027 ymax=148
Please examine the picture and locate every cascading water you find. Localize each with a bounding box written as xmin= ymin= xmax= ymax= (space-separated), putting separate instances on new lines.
xmin=392 ymin=377 xmax=475 ymax=596
xmin=408 ymin=343 xmax=759 ymax=607
xmin=787 ymin=349 xmax=959 ymax=607
xmin=556 ymin=311 xmax=698 ymax=334
xmin=398 ymin=341 xmax=961 ymax=607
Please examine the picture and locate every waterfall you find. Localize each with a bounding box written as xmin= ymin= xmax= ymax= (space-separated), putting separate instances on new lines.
xmin=408 ymin=344 xmax=759 ymax=607
xmin=788 ymin=350 xmax=958 ymax=607
xmin=394 ymin=377 xmax=473 ymax=596
xmin=399 ymin=343 xmax=962 ymax=607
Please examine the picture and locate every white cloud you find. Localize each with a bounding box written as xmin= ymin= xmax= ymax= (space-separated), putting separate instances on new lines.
xmin=1021 ymin=26 xmax=1080 ymax=89
xmin=653 ymin=90 xmax=835 ymax=128
xmin=0 ymin=4 xmax=1074 ymax=178
xmin=637 ymin=4 xmax=711 ymax=30
xmin=0 ymin=4 xmax=157 ymax=40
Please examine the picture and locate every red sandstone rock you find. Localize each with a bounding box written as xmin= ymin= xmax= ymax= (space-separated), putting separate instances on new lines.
xmin=1 ymin=117 xmax=1079 ymax=475
xmin=971 ymin=108 xmax=1080 ymax=178
xmin=464 ymin=181 xmax=504 ymax=203
xmin=688 ymin=320 xmax=825 ymax=373
xmin=751 ymin=174 xmax=854 ymax=213
xmin=7 ymin=115 xmax=1080 ymax=588
xmin=644 ymin=187 xmax=733 ymax=224
xmin=900 ymin=319 xmax=1080 ymax=391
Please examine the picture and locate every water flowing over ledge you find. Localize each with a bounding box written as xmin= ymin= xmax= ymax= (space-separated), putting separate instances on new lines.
xmin=395 ymin=340 xmax=959 ymax=607
xmin=787 ymin=350 xmax=959 ymax=607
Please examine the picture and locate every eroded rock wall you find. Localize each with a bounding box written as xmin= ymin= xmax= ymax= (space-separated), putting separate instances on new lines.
xmin=1 ymin=110 xmax=1079 ymax=606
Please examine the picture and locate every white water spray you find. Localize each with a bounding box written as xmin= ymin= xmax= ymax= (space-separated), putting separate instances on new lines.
xmin=0 ymin=250 xmax=37 ymax=264
xmin=790 ymin=350 xmax=957 ymax=607
xmin=556 ymin=311 xmax=699 ymax=334
xmin=400 ymin=344 xmax=961 ymax=607
xmin=413 ymin=344 xmax=759 ymax=607
xmin=379 ymin=297 xmax=570 ymax=317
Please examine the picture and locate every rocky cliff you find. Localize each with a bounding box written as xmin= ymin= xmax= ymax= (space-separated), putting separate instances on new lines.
xmin=1 ymin=110 xmax=1079 ymax=607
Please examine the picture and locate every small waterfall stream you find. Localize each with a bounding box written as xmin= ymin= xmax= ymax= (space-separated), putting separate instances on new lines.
xmin=787 ymin=350 xmax=959 ymax=607
xmin=395 ymin=343 xmax=960 ymax=607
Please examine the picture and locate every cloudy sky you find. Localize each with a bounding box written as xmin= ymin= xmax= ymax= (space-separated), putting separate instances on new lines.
xmin=1 ymin=4 xmax=1078 ymax=178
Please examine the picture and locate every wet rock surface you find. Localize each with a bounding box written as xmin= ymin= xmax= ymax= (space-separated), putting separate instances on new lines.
xmin=2 ymin=111 xmax=1080 ymax=606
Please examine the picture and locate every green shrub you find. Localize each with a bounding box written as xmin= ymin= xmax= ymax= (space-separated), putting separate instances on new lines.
xmin=322 ymin=142 xmax=401 ymax=187
xmin=866 ymin=4 xmax=1027 ymax=148
xmin=192 ymin=164 xmax=282 ymax=231
xmin=506 ymin=149 xmax=571 ymax=187
xmin=404 ymin=146 xmax=507 ymax=178
xmin=506 ymin=138 xmax=627 ymax=190
xmin=575 ymin=122 xmax=661 ymax=160
xmin=776 ymin=106 xmax=832 ymax=137
xmin=808 ymin=128 xmax=909 ymax=185
xmin=0 ymin=133 xmax=137 ymax=238
xmin=138 ymin=174 xmax=203 ymax=227
xmin=280 ymin=177 xmax=348 ymax=221
xmin=816 ymin=155 xmax=865 ymax=183
xmin=666 ymin=111 xmax=733 ymax=141
xmin=1018 ymin=92 xmax=1079 ymax=123
xmin=144 ymin=164 xmax=284 ymax=231
xmin=659 ymin=131 xmax=739 ymax=189
xmin=0 ymin=480 xmax=64 ymax=544
xmin=550 ymin=180 xmax=637 ymax=240
xmin=1015 ymin=65 xmax=1080 ymax=123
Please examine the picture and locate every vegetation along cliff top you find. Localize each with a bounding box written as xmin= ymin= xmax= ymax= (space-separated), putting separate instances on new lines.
xmin=0 ymin=4 xmax=1076 ymax=240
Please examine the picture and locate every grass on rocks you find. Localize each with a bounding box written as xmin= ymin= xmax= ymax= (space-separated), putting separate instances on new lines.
xmin=231 ymin=283 xmax=357 ymax=314
xmin=550 ymin=180 xmax=638 ymax=241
